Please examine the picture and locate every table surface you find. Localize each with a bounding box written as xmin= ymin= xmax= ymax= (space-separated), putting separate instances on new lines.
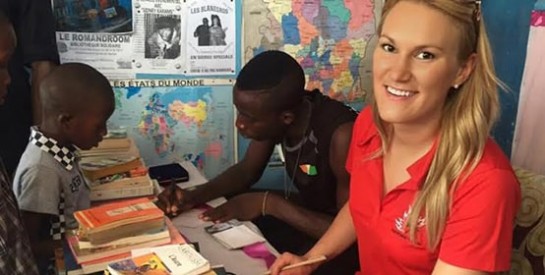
xmin=172 ymin=211 xmax=278 ymax=274
xmin=173 ymin=162 xmax=279 ymax=274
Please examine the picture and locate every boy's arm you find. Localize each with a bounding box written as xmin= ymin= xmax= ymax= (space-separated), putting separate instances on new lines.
xmin=20 ymin=210 xmax=60 ymax=261
xmin=14 ymin=166 xmax=63 ymax=261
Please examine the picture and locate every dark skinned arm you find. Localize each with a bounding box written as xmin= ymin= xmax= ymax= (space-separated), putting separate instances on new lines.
xmin=15 ymin=0 xmax=59 ymax=124
xmin=31 ymin=61 xmax=56 ymax=124
xmin=159 ymin=139 xmax=275 ymax=214
xmin=20 ymin=210 xmax=60 ymax=264
xmin=264 ymin=122 xmax=354 ymax=239
xmin=203 ymin=122 xmax=355 ymax=236
xmin=189 ymin=139 xmax=275 ymax=204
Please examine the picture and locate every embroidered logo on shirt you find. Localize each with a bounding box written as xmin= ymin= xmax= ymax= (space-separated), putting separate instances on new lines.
xmin=394 ymin=205 xmax=426 ymax=235
xmin=299 ymin=164 xmax=318 ymax=176
xmin=70 ymin=175 xmax=83 ymax=192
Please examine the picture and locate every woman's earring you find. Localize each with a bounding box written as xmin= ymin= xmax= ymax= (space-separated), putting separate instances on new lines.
xmin=453 ymin=84 xmax=459 ymax=89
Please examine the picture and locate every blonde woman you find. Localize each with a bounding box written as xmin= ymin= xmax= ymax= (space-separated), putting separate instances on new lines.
xmin=269 ymin=0 xmax=520 ymax=274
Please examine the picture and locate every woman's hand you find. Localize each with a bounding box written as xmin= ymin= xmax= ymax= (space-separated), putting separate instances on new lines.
xmin=268 ymin=253 xmax=319 ymax=275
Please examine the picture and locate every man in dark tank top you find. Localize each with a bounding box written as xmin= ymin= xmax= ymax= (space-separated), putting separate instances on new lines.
xmin=159 ymin=50 xmax=359 ymax=274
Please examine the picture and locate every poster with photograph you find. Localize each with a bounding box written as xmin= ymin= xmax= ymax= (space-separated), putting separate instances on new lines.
xmin=132 ymin=0 xmax=186 ymax=75
xmin=54 ymin=0 xmax=135 ymax=79
xmin=54 ymin=0 xmax=238 ymax=78
xmin=53 ymin=0 xmax=133 ymax=33
xmin=185 ymin=0 xmax=236 ymax=76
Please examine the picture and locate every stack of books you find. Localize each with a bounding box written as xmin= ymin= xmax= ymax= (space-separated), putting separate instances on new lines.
xmin=79 ymin=135 xmax=139 ymax=158
xmin=79 ymin=137 xmax=155 ymax=201
xmin=66 ymin=198 xmax=187 ymax=274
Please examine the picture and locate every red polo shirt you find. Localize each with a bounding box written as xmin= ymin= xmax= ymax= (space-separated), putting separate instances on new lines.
xmin=347 ymin=108 xmax=520 ymax=274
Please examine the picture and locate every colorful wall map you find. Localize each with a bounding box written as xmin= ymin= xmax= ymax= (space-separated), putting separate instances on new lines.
xmin=108 ymin=85 xmax=234 ymax=178
xmin=243 ymin=0 xmax=382 ymax=102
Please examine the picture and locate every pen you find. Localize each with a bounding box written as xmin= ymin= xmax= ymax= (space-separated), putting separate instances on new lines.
xmin=262 ymin=255 xmax=327 ymax=275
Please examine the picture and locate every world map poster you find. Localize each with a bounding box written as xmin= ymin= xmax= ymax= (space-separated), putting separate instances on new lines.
xmin=243 ymin=0 xmax=383 ymax=103
xmin=108 ymin=84 xmax=234 ymax=178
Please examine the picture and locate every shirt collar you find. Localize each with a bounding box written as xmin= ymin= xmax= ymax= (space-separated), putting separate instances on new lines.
xmin=356 ymin=121 xmax=438 ymax=191
xmin=404 ymin=139 xmax=439 ymax=190
xmin=30 ymin=127 xmax=76 ymax=171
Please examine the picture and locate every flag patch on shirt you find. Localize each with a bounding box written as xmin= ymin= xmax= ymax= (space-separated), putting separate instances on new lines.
xmin=299 ymin=164 xmax=317 ymax=176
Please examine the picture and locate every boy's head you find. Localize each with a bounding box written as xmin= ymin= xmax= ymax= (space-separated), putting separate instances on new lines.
xmin=233 ymin=50 xmax=305 ymax=141
xmin=40 ymin=63 xmax=115 ymax=150
xmin=0 ymin=11 xmax=16 ymax=105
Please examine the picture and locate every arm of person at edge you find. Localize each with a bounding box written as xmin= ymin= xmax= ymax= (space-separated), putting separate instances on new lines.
xmin=157 ymin=139 xmax=275 ymax=215
xmin=266 ymin=219 xmax=489 ymax=275
xmin=20 ymin=211 xmax=60 ymax=265
xmin=17 ymin=0 xmax=59 ymax=124
xmin=269 ymin=202 xmax=356 ymax=275
xmin=202 ymin=122 xmax=353 ymax=239
xmin=31 ymin=61 xmax=57 ymax=123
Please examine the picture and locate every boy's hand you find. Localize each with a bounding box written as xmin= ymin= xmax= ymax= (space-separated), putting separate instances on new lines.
xmin=200 ymin=192 xmax=266 ymax=223
xmin=156 ymin=186 xmax=195 ymax=216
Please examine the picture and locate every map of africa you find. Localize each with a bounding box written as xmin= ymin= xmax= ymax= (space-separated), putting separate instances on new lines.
xmin=243 ymin=0 xmax=382 ymax=102
xmin=108 ymin=85 xmax=234 ymax=178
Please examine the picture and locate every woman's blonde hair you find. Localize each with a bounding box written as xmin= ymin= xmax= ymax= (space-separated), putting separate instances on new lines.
xmin=371 ymin=0 xmax=503 ymax=250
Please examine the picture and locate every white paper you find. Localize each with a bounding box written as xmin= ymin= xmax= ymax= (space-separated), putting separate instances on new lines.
xmin=205 ymin=197 xmax=227 ymax=208
xmin=209 ymin=223 xmax=265 ymax=249
xmin=177 ymin=161 xmax=208 ymax=189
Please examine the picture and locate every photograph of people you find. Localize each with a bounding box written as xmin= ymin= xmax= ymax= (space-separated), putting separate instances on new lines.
xmin=194 ymin=17 xmax=210 ymax=46
xmin=209 ymin=14 xmax=227 ymax=46
xmin=145 ymin=16 xmax=180 ymax=59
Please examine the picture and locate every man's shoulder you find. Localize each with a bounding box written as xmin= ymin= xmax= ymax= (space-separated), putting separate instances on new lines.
xmin=307 ymin=91 xmax=357 ymax=141
xmin=308 ymin=90 xmax=357 ymax=119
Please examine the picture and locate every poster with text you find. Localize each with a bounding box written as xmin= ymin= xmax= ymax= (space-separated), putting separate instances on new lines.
xmin=54 ymin=0 xmax=136 ymax=79
xmin=185 ymin=0 xmax=236 ymax=76
xmin=54 ymin=0 xmax=238 ymax=79
xmin=132 ymin=0 xmax=186 ymax=75
xmin=54 ymin=0 xmax=133 ymax=33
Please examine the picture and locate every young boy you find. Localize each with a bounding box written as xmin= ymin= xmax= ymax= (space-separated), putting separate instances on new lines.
xmin=12 ymin=63 xmax=115 ymax=273
xmin=0 ymin=11 xmax=39 ymax=275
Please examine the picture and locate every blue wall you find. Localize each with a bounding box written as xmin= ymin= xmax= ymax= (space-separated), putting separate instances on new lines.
xmin=484 ymin=0 xmax=535 ymax=156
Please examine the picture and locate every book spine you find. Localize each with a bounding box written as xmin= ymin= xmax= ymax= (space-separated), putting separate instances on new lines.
xmin=90 ymin=185 xmax=154 ymax=201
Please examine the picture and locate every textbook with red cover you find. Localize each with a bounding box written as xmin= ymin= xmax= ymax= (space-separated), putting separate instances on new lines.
xmin=74 ymin=197 xmax=164 ymax=233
